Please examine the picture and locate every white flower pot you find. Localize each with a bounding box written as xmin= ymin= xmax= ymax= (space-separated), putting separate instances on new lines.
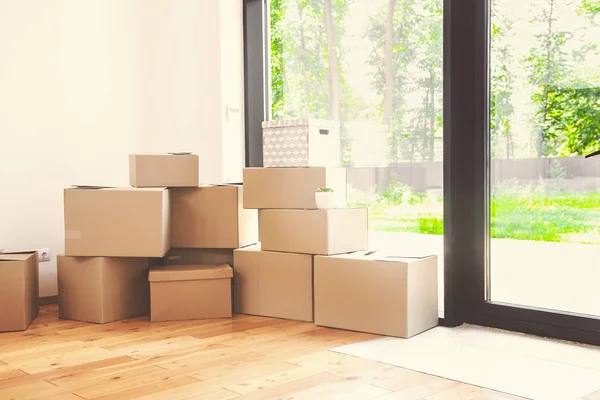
xmin=315 ymin=191 xmax=335 ymax=210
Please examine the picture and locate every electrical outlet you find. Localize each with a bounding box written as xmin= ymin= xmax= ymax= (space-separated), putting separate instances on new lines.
xmin=38 ymin=248 xmax=50 ymax=262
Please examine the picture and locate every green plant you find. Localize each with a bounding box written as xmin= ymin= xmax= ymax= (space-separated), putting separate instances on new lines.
xmin=317 ymin=187 xmax=334 ymax=192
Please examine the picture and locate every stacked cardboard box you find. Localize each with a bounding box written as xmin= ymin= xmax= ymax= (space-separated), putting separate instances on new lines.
xmin=58 ymin=153 xmax=255 ymax=324
xmin=237 ymin=167 xmax=369 ymax=322
xmin=154 ymin=183 xmax=258 ymax=321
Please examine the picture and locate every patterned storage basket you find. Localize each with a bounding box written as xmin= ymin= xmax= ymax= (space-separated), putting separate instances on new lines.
xmin=262 ymin=119 xmax=341 ymax=167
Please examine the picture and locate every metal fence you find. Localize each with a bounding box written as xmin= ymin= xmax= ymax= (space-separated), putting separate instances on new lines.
xmin=347 ymin=156 xmax=600 ymax=194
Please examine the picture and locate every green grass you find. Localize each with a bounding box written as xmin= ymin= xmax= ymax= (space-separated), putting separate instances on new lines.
xmin=352 ymin=182 xmax=600 ymax=244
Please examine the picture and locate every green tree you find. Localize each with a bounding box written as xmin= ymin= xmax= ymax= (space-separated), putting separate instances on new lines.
xmin=542 ymin=87 xmax=600 ymax=155
xmin=490 ymin=0 xmax=515 ymax=159
xmin=523 ymin=0 xmax=572 ymax=157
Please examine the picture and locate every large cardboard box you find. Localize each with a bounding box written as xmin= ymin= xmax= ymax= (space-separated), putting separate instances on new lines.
xmin=259 ymin=208 xmax=368 ymax=255
xmin=171 ymin=185 xmax=258 ymax=249
xmin=149 ymin=264 xmax=233 ymax=322
xmin=243 ymin=167 xmax=346 ymax=209
xmin=262 ymin=119 xmax=341 ymax=167
xmin=64 ymin=187 xmax=170 ymax=257
xmin=0 ymin=252 xmax=39 ymax=332
xmin=57 ymin=256 xmax=149 ymax=324
xmin=314 ymin=251 xmax=438 ymax=338
xmin=233 ymin=244 xmax=313 ymax=322
xmin=130 ymin=153 xmax=199 ymax=187
xmin=162 ymin=248 xmax=234 ymax=267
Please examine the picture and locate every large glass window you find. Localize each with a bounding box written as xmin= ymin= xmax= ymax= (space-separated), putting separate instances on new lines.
xmin=489 ymin=0 xmax=600 ymax=316
xmin=269 ymin=0 xmax=444 ymax=314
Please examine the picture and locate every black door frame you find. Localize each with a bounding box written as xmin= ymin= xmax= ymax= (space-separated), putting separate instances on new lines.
xmin=444 ymin=0 xmax=600 ymax=344
xmin=244 ymin=0 xmax=600 ymax=345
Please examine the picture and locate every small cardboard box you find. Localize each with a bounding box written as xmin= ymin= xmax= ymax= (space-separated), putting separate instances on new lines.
xmin=259 ymin=208 xmax=368 ymax=255
xmin=149 ymin=264 xmax=233 ymax=322
xmin=262 ymin=119 xmax=341 ymax=167
xmin=0 ymin=252 xmax=39 ymax=332
xmin=64 ymin=187 xmax=170 ymax=257
xmin=129 ymin=153 xmax=199 ymax=187
xmin=171 ymin=185 xmax=258 ymax=249
xmin=233 ymin=244 xmax=313 ymax=322
xmin=314 ymin=251 xmax=438 ymax=338
xmin=243 ymin=167 xmax=346 ymax=209
xmin=57 ymin=256 xmax=149 ymax=324
xmin=162 ymin=248 xmax=234 ymax=267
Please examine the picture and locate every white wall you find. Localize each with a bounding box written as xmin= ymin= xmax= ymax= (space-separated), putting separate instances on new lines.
xmin=138 ymin=0 xmax=245 ymax=184
xmin=0 ymin=0 xmax=244 ymax=297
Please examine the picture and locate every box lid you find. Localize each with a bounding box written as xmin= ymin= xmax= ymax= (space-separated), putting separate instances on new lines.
xmin=262 ymin=119 xmax=341 ymax=129
xmin=321 ymin=250 xmax=436 ymax=263
xmin=0 ymin=251 xmax=36 ymax=262
xmin=149 ymin=264 xmax=233 ymax=282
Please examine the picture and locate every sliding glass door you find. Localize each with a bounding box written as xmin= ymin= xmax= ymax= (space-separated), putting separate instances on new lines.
xmin=444 ymin=0 xmax=600 ymax=345
xmin=489 ymin=0 xmax=600 ymax=317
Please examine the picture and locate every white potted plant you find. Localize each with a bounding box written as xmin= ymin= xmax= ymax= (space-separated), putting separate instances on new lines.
xmin=315 ymin=187 xmax=335 ymax=209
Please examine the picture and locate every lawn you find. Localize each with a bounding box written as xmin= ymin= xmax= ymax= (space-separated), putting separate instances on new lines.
xmin=351 ymin=182 xmax=600 ymax=244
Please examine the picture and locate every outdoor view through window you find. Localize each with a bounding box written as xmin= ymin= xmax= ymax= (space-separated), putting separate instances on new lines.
xmin=269 ymin=0 xmax=600 ymax=317
xmin=489 ymin=0 xmax=600 ymax=316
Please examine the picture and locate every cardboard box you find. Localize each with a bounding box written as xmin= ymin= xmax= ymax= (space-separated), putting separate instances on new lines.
xmin=262 ymin=119 xmax=341 ymax=167
xmin=243 ymin=167 xmax=346 ymax=209
xmin=162 ymin=248 xmax=234 ymax=267
xmin=149 ymin=264 xmax=233 ymax=322
xmin=0 ymin=252 xmax=39 ymax=332
xmin=57 ymin=256 xmax=149 ymax=324
xmin=259 ymin=208 xmax=368 ymax=255
xmin=171 ymin=185 xmax=258 ymax=249
xmin=233 ymin=244 xmax=313 ymax=322
xmin=314 ymin=251 xmax=438 ymax=338
xmin=129 ymin=153 xmax=199 ymax=187
xmin=64 ymin=187 xmax=170 ymax=257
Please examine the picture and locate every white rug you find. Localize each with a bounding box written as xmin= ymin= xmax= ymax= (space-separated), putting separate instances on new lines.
xmin=331 ymin=325 xmax=600 ymax=400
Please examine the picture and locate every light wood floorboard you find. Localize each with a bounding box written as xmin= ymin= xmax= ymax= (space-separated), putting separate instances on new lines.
xmin=0 ymin=305 xmax=574 ymax=399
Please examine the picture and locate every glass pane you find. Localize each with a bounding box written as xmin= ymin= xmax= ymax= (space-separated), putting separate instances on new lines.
xmin=269 ymin=0 xmax=444 ymax=315
xmin=489 ymin=0 xmax=600 ymax=316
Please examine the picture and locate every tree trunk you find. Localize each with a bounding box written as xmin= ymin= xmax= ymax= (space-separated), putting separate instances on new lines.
xmin=538 ymin=0 xmax=556 ymax=157
xmin=429 ymin=71 xmax=436 ymax=161
xmin=323 ymin=0 xmax=340 ymax=120
xmin=298 ymin=4 xmax=310 ymax=117
xmin=383 ymin=0 xmax=397 ymax=134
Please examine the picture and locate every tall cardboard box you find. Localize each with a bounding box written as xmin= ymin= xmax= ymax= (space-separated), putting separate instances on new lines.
xmin=64 ymin=187 xmax=170 ymax=257
xmin=171 ymin=185 xmax=258 ymax=249
xmin=130 ymin=153 xmax=199 ymax=187
xmin=259 ymin=208 xmax=368 ymax=255
xmin=149 ymin=264 xmax=233 ymax=322
xmin=57 ymin=256 xmax=149 ymax=324
xmin=314 ymin=252 xmax=438 ymax=338
xmin=163 ymin=248 xmax=234 ymax=267
xmin=0 ymin=252 xmax=39 ymax=332
xmin=233 ymin=244 xmax=313 ymax=322
xmin=243 ymin=167 xmax=346 ymax=209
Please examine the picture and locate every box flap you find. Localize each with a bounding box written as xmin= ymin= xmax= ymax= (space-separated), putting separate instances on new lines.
xmin=375 ymin=255 xmax=437 ymax=262
xmin=70 ymin=185 xmax=114 ymax=189
xmin=149 ymin=264 xmax=233 ymax=282
xmin=0 ymin=251 xmax=36 ymax=262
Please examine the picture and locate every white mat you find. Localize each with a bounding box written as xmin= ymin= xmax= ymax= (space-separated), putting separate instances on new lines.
xmin=331 ymin=325 xmax=600 ymax=400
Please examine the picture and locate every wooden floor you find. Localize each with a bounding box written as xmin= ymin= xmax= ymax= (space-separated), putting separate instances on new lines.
xmin=0 ymin=305 xmax=539 ymax=400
